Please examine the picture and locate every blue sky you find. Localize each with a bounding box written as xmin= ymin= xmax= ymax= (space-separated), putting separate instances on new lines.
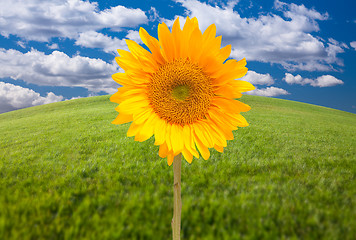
xmin=0 ymin=0 xmax=355 ymax=114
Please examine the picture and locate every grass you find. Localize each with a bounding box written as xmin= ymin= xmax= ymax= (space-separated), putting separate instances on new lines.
xmin=0 ymin=95 xmax=355 ymax=239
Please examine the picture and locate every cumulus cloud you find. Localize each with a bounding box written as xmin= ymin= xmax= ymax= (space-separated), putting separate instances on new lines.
xmin=284 ymin=73 xmax=343 ymax=87
xmin=173 ymin=0 xmax=346 ymax=71
xmin=240 ymin=71 xmax=288 ymax=97
xmin=312 ymin=75 xmax=344 ymax=87
xmin=75 ymin=31 xmax=127 ymax=53
xmin=241 ymin=71 xmax=274 ymax=85
xmin=75 ymin=30 xmax=142 ymax=54
xmin=0 ymin=0 xmax=148 ymax=42
xmin=350 ymin=41 xmax=356 ymax=50
xmin=284 ymin=73 xmax=306 ymax=85
xmin=0 ymin=48 xmax=119 ymax=93
xmin=274 ymin=0 xmax=328 ymax=22
xmin=125 ymin=30 xmax=143 ymax=44
xmin=0 ymin=82 xmax=63 ymax=113
xmin=246 ymin=86 xmax=290 ymax=97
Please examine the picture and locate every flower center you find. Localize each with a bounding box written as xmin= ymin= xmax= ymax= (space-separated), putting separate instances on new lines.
xmin=148 ymin=58 xmax=213 ymax=125
xmin=172 ymin=85 xmax=190 ymax=101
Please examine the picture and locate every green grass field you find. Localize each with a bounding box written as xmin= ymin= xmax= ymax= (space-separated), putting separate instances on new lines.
xmin=0 ymin=95 xmax=355 ymax=239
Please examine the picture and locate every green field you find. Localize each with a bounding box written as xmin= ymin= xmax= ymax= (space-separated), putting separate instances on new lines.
xmin=0 ymin=95 xmax=355 ymax=239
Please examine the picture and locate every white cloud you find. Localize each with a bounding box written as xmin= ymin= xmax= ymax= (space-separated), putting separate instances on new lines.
xmin=328 ymin=38 xmax=348 ymax=49
xmin=0 ymin=48 xmax=119 ymax=93
xmin=274 ymin=0 xmax=328 ymax=22
xmin=280 ymin=61 xmax=333 ymax=72
xmin=246 ymin=86 xmax=289 ymax=97
xmin=283 ymin=73 xmax=343 ymax=87
xmin=311 ymin=75 xmax=344 ymax=87
xmin=241 ymin=71 xmax=274 ymax=85
xmin=75 ymin=31 xmax=127 ymax=53
xmin=284 ymin=73 xmax=310 ymax=85
xmin=68 ymin=96 xmax=83 ymax=100
xmin=17 ymin=41 xmax=26 ymax=49
xmin=174 ymin=0 xmax=346 ymax=71
xmin=148 ymin=7 xmax=159 ymax=21
xmin=0 ymin=0 xmax=148 ymax=42
xmin=350 ymin=41 xmax=356 ymax=50
xmin=67 ymin=94 xmax=97 ymax=100
xmin=125 ymin=30 xmax=143 ymax=44
xmin=0 ymin=81 xmax=63 ymax=113
xmin=47 ymin=43 xmax=59 ymax=49
xmin=75 ymin=30 xmax=143 ymax=54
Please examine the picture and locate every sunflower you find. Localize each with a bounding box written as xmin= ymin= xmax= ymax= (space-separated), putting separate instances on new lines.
xmin=110 ymin=17 xmax=255 ymax=165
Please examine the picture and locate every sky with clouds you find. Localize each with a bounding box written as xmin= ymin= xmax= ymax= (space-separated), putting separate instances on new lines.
xmin=0 ymin=0 xmax=355 ymax=114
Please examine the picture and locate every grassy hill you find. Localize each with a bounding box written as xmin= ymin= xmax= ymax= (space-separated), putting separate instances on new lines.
xmin=0 ymin=95 xmax=355 ymax=239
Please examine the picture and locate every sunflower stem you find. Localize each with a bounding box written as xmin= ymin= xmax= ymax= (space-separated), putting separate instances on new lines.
xmin=172 ymin=153 xmax=182 ymax=240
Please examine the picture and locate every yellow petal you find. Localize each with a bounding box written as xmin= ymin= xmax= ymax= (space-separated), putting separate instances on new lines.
xmin=159 ymin=142 xmax=168 ymax=158
xmin=172 ymin=17 xmax=182 ymax=58
xmin=226 ymin=113 xmax=249 ymax=127
xmin=127 ymin=122 xmax=142 ymax=137
xmin=211 ymin=58 xmax=244 ymax=77
xmin=188 ymin=28 xmax=203 ymax=63
xmin=219 ymin=44 xmax=231 ymax=63
xmin=212 ymin=121 xmax=234 ymax=141
xmin=115 ymin=55 xmax=141 ymax=72
xmin=112 ymin=113 xmax=133 ymax=124
xmin=171 ymin=124 xmax=184 ymax=155
xmin=214 ymin=84 xmax=243 ymax=99
xmin=126 ymin=39 xmax=158 ymax=72
xmin=125 ymin=70 xmax=151 ymax=85
xmin=112 ymin=72 xmax=149 ymax=86
xmin=139 ymin=27 xmax=165 ymax=65
xmin=212 ymin=59 xmax=248 ymax=85
xmin=183 ymin=125 xmax=199 ymax=158
xmin=110 ymin=88 xmax=126 ymax=103
xmin=158 ymin=22 xmax=174 ymax=62
xmin=167 ymin=151 xmax=174 ymax=166
xmin=229 ymin=80 xmax=255 ymax=92
xmin=135 ymin=113 xmax=157 ymax=142
xmin=126 ymin=39 xmax=151 ymax=60
xmin=214 ymin=145 xmax=224 ymax=153
xmin=194 ymin=133 xmax=210 ymax=160
xmin=204 ymin=115 xmax=228 ymax=146
xmin=200 ymin=120 xmax=225 ymax=147
xmin=116 ymin=96 xmax=146 ymax=110
xmin=154 ymin=118 xmax=167 ymax=146
xmin=207 ymin=110 xmax=235 ymax=140
xmin=180 ymin=17 xmax=199 ymax=59
xmin=182 ymin=147 xmax=193 ymax=163
xmin=200 ymin=55 xmax=222 ymax=74
xmin=202 ymin=24 xmax=216 ymax=41
xmin=208 ymin=107 xmax=236 ymax=130
xmin=212 ymin=96 xmax=251 ymax=114
xmin=133 ymin=108 xmax=152 ymax=125
xmin=117 ymin=49 xmax=135 ymax=59
xmin=192 ymin=122 xmax=210 ymax=148
xmin=196 ymin=122 xmax=214 ymax=148
xmin=182 ymin=124 xmax=192 ymax=151
xmin=165 ymin=123 xmax=173 ymax=152
xmin=203 ymin=36 xmax=222 ymax=60
xmin=117 ymin=97 xmax=150 ymax=114
xmin=110 ymin=87 xmax=145 ymax=104
xmin=112 ymin=73 xmax=129 ymax=85
xmin=214 ymin=68 xmax=248 ymax=85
